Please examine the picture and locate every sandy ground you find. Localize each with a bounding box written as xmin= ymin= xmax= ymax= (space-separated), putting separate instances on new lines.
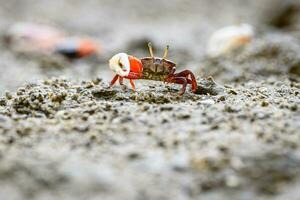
xmin=0 ymin=0 xmax=299 ymax=200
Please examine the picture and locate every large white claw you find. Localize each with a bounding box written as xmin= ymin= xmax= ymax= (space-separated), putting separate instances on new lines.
xmin=109 ymin=53 xmax=130 ymax=77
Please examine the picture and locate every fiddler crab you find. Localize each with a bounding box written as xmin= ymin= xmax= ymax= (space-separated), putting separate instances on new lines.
xmin=109 ymin=43 xmax=198 ymax=95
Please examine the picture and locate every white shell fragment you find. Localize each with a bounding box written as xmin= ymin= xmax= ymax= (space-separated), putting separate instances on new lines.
xmin=206 ymin=24 xmax=254 ymax=58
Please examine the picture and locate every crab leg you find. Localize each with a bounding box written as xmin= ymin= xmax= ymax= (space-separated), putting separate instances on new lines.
xmin=110 ymin=75 xmax=119 ymax=87
xmin=165 ymin=77 xmax=188 ymax=95
xmin=129 ymin=79 xmax=136 ymax=91
xmin=174 ymin=70 xmax=197 ymax=93
xmin=125 ymin=72 xmax=143 ymax=79
xmin=164 ymin=67 xmax=176 ymax=83
xmin=110 ymin=71 xmax=141 ymax=91
xmin=125 ymin=71 xmax=142 ymax=91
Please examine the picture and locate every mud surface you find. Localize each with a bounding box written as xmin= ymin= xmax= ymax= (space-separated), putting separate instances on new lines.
xmin=0 ymin=0 xmax=300 ymax=200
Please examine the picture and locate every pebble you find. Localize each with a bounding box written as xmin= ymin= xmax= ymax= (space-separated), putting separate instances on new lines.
xmin=261 ymin=101 xmax=269 ymax=107
xmin=199 ymin=99 xmax=215 ymax=105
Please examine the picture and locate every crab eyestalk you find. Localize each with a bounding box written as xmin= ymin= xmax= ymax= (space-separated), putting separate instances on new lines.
xmin=162 ymin=45 xmax=169 ymax=59
xmin=148 ymin=42 xmax=154 ymax=58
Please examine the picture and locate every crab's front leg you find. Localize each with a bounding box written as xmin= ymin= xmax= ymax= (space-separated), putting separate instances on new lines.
xmin=109 ymin=74 xmax=136 ymax=91
xmin=125 ymin=71 xmax=143 ymax=91
xmin=110 ymin=75 xmax=119 ymax=87
xmin=109 ymin=75 xmax=124 ymax=87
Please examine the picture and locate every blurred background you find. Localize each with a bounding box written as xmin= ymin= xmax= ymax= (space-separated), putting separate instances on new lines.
xmin=0 ymin=1 xmax=299 ymax=200
xmin=0 ymin=0 xmax=299 ymax=93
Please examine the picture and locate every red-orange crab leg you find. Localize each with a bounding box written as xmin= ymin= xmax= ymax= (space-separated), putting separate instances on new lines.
xmin=173 ymin=70 xmax=197 ymax=93
xmin=110 ymin=75 xmax=119 ymax=87
xmin=165 ymin=76 xmax=188 ymax=95
xmin=129 ymin=79 xmax=136 ymax=91
xmin=110 ymin=73 xmax=141 ymax=90
xmin=165 ymin=67 xmax=197 ymax=94
xmin=125 ymin=72 xmax=143 ymax=79
xmin=164 ymin=67 xmax=176 ymax=81
xmin=125 ymin=71 xmax=142 ymax=90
